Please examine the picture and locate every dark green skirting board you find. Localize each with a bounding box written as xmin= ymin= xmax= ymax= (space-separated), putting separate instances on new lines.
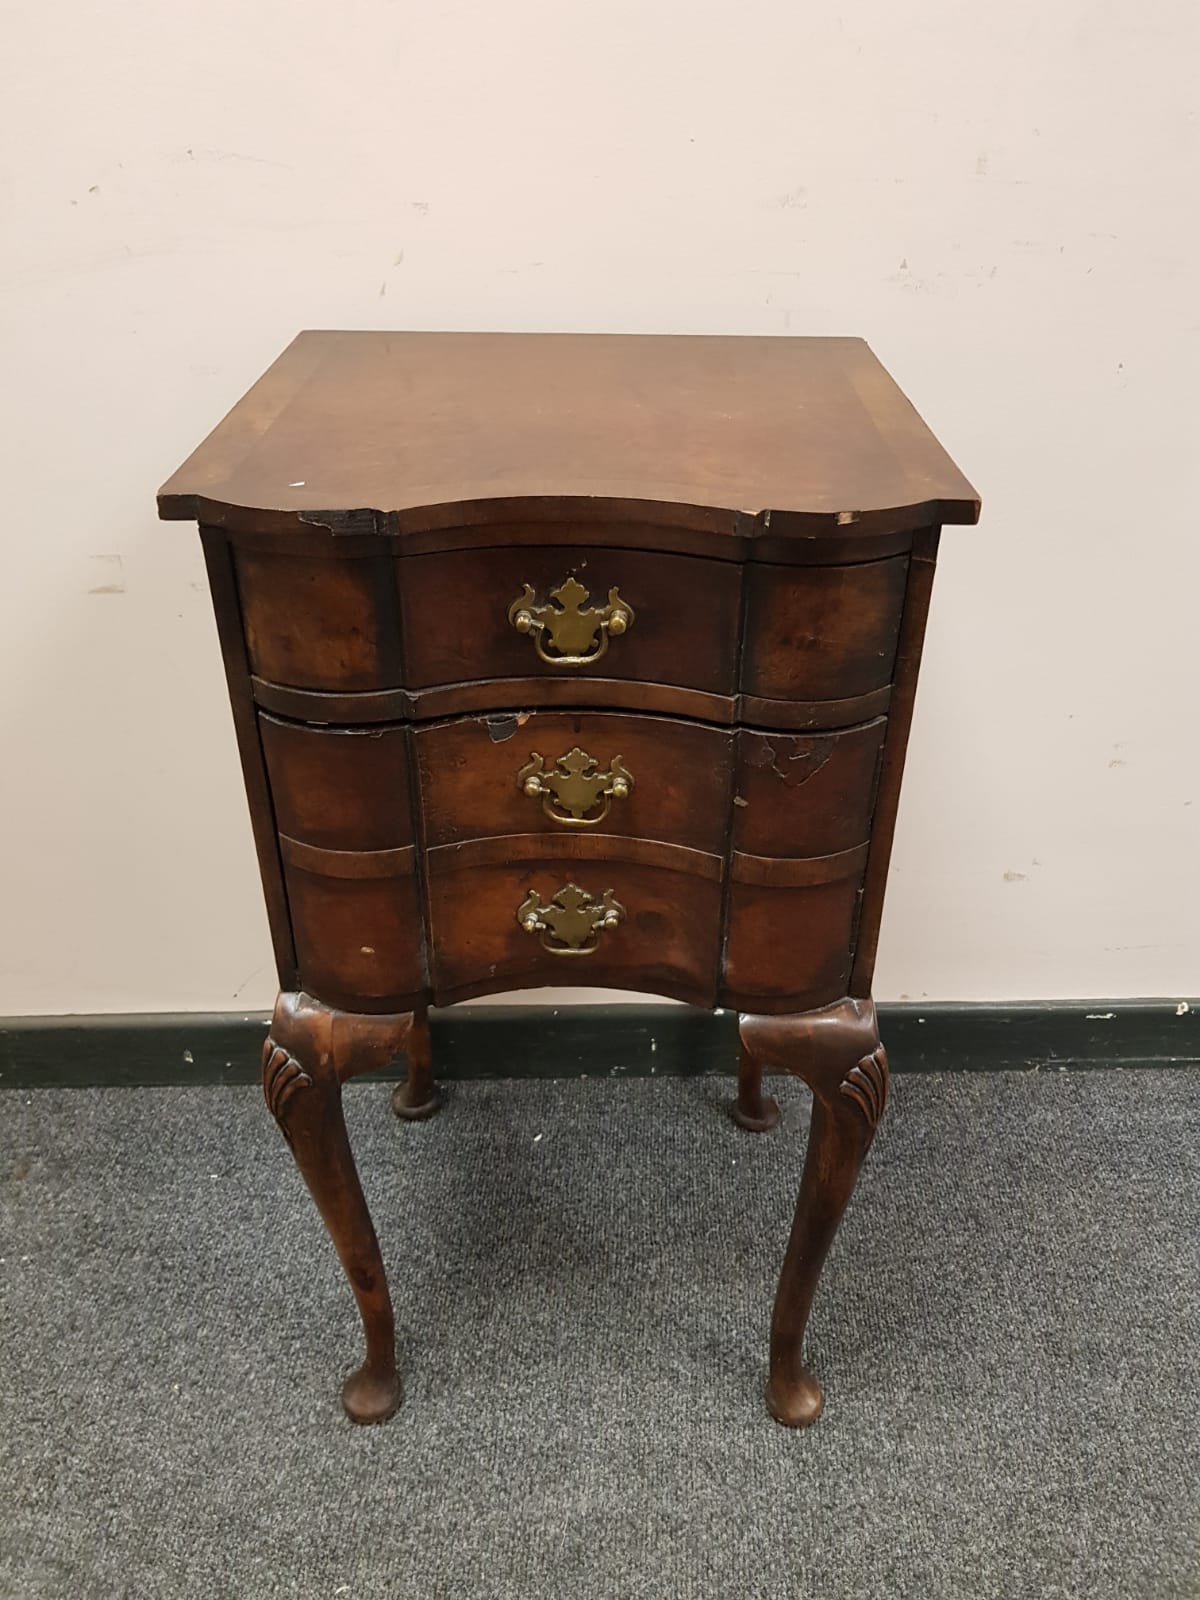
xmin=0 ymin=1001 xmax=1197 ymax=1089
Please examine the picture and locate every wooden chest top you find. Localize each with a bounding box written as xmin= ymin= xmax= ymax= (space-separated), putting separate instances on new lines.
xmin=157 ymin=330 xmax=979 ymax=540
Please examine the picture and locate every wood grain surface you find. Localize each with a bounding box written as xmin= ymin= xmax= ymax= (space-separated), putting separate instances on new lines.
xmin=159 ymin=331 xmax=979 ymax=539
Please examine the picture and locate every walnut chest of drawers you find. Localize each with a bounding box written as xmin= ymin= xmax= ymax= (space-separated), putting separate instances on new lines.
xmin=159 ymin=330 xmax=979 ymax=1428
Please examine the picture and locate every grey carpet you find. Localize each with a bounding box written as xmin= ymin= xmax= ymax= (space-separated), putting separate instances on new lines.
xmin=1 ymin=1069 xmax=1197 ymax=1600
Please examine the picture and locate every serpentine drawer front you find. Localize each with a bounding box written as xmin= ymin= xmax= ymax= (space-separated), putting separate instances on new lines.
xmin=235 ymin=544 xmax=908 ymax=726
xmin=159 ymin=331 xmax=979 ymax=1431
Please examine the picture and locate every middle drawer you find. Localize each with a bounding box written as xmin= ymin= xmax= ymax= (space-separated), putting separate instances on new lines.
xmin=259 ymin=708 xmax=887 ymax=860
xmin=416 ymin=709 xmax=886 ymax=857
xmin=418 ymin=710 xmax=729 ymax=854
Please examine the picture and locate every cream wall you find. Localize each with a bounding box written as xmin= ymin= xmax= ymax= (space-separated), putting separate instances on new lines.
xmin=1 ymin=0 xmax=1197 ymax=1015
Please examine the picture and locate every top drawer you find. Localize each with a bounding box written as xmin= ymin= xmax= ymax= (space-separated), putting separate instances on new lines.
xmin=398 ymin=546 xmax=739 ymax=696
xmin=235 ymin=544 xmax=740 ymax=700
xmin=233 ymin=538 xmax=910 ymax=717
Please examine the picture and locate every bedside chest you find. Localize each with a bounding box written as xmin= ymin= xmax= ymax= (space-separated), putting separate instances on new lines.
xmin=159 ymin=331 xmax=979 ymax=1428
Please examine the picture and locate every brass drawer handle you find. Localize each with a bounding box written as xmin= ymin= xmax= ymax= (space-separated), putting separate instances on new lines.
xmin=516 ymin=747 xmax=633 ymax=826
xmin=517 ymin=883 xmax=625 ymax=956
xmin=508 ymin=577 xmax=634 ymax=666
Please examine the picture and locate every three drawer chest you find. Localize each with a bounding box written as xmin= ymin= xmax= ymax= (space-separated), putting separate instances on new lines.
xmin=159 ymin=330 xmax=979 ymax=1428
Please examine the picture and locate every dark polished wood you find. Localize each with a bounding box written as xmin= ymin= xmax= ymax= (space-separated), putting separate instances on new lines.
xmin=281 ymin=851 xmax=424 ymax=1014
xmin=737 ymin=999 xmax=889 ymax=1426
xmin=158 ymin=330 xmax=980 ymax=537
xmin=731 ymin=720 xmax=886 ymax=857
xmin=850 ymin=526 xmax=942 ymax=996
xmin=162 ymin=331 xmax=977 ymax=1426
xmin=417 ymin=710 xmax=734 ymax=855
xmin=400 ymin=546 xmax=743 ymax=696
xmin=743 ymin=556 xmax=909 ymax=702
xmin=233 ymin=541 xmax=909 ymax=704
xmin=427 ymin=835 xmax=723 ymax=1008
xmin=722 ymin=854 xmax=866 ymax=1009
xmin=391 ymin=1007 xmax=439 ymax=1121
xmin=259 ymin=715 xmax=413 ymax=852
xmin=199 ymin=531 xmax=297 ymax=988
xmin=250 ymin=670 xmax=895 ymax=733
xmin=262 ymin=991 xmax=414 ymax=1423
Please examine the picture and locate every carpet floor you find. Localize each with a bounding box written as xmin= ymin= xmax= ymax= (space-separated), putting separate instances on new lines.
xmin=1 ymin=1069 xmax=1197 ymax=1599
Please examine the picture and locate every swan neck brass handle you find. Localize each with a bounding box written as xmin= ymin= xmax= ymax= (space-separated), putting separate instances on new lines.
xmin=508 ymin=576 xmax=634 ymax=666
xmin=517 ymin=747 xmax=633 ymax=826
xmin=516 ymin=883 xmax=625 ymax=956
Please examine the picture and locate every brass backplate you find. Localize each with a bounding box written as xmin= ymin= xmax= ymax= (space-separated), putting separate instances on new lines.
xmin=516 ymin=747 xmax=634 ymax=826
xmin=507 ymin=577 xmax=634 ymax=666
xmin=516 ymin=883 xmax=626 ymax=956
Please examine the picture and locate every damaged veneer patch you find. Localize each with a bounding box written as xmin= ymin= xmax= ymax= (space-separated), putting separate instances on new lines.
xmin=484 ymin=712 xmax=532 ymax=743
xmin=742 ymin=733 xmax=833 ymax=788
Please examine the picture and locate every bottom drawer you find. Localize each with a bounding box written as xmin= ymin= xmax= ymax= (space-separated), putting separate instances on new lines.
xmin=280 ymin=837 xmax=425 ymax=1011
xmin=721 ymin=845 xmax=868 ymax=1011
xmin=426 ymin=835 xmax=722 ymax=1007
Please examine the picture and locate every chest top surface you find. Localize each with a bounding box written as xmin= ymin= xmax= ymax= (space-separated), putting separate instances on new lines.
xmin=158 ymin=331 xmax=979 ymax=540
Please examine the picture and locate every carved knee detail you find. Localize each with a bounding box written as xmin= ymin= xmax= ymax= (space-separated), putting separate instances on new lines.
xmin=738 ymin=996 xmax=885 ymax=1108
xmin=262 ymin=1040 xmax=313 ymax=1136
xmin=838 ymin=1045 xmax=889 ymax=1132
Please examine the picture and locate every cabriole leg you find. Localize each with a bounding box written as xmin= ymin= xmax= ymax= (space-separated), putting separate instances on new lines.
xmin=391 ymin=1005 xmax=441 ymax=1121
xmin=731 ymin=1037 xmax=781 ymax=1131
xmin=262 ymin=991 xmax=413 ymax=1424
xmin=738 ymin=997 xmax=889 ymax=1427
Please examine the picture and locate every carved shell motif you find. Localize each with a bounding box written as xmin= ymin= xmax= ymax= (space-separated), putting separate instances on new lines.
xmin=838 ymin=1047 xmax=889 ymax=1130
xmin=262 ymin=1040 xmax=312 ymax=1125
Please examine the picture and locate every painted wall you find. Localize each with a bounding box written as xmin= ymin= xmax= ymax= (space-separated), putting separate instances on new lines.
xmin=1 ymin=0 xmax=1196 ymax=1014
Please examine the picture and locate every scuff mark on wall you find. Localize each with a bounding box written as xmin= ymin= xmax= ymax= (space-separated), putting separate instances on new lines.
xmin=87 ymin=553 xmax=124 ymax=594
